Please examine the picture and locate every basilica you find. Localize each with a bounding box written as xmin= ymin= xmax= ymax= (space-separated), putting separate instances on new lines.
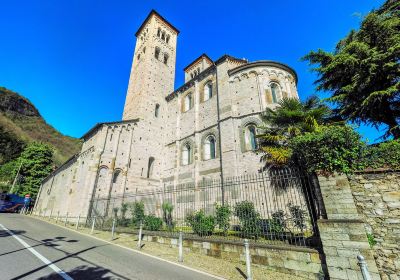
xmin=34 ymin=10 xmax=299 ymax=219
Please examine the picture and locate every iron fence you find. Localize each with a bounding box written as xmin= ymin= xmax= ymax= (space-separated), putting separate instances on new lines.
xmin=87 ymin=168 xmax=319 ymax=247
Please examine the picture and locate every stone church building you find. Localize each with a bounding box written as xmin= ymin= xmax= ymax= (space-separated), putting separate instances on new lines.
xmin=34 ymin=10 xmax=299 ymax=219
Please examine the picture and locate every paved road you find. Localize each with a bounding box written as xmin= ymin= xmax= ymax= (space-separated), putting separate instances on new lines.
xmin=0 ymin=213 xmax=220 ymax=280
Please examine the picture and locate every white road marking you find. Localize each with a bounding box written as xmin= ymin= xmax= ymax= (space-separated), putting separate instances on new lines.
xmin=30 ymin=216 xmax=226 ymax=280
xmin=0 ymin=223 xmax=73 ymax=280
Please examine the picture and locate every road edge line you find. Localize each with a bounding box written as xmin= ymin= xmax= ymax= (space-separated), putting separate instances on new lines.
xmin=28 ymin=215 xmax=226 ymax=280
xmin=0 ymin=223 xmax=73 ymax=280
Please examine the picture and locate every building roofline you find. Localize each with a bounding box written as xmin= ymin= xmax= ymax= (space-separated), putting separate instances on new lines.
xmin=135 ymin=9 xmax=180 ymax=37
xmin=183 ymin=53 xmax=213 ymax=71
xmin=214 ymin=54 xmax=248 ymax=66
xmin=228 ymin=60 xmax=298 ymax=84
xmin=81 ymin=119 xmax=140 ymax=140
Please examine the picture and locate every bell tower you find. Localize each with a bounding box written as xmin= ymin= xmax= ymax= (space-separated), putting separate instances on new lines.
xmin=122 ymin=10 xmax=179 ymax=120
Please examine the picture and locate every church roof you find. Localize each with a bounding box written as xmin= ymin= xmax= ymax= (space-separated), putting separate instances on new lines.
xmin=81 ymin=119 xmax=139 ymax=140
xmin=183 ymin=53 xmax=213 ymax=71
xmin=135 ymin=10 xmax=180 ymax=37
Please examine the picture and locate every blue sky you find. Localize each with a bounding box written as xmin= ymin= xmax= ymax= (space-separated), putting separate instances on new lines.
xmin=0 ymin=0 xmax=386 ymax=141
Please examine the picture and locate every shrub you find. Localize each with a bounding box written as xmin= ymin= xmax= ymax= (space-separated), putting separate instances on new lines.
xmin=143 ymin=215 xmax=163 ymax=231
xmin=288 ymin=204 xmax=306 ymax=231
xmin=162 ymin=202 xmax=174 ymax=230
xmin=185 ymin=210 xmax=215 ymax=236
xmin=290 ymin=125 xmax=365 ymax=174
xmin=270 ymin=210 xmax=286 ymax=233
xmin=234 ymin=201 xmax=261 ymax=238
xmin=129 ymin=201 xmax=145 ymax=227
xmin=112 ymin=207 xmax=119 ymax=219
xmin=215 ymin=204 xmax=231 ymax=235
xmin=118 ymin=203 xmax=129 ymax=227
xmin=361 ymin=140 xmax=400 ymax=170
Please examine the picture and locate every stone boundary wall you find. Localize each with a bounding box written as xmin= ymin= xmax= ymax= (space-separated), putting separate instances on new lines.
xmin=140 ymin=234 xmax=324 ymax=279
xmin=317 ymin=174 xmax=381 ymax=280
xmin=348 ymin=171 xmax=400 ymax=280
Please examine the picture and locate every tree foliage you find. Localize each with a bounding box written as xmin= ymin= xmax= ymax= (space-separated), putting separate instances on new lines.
xmin=257 ymin=96 xmax=333 ymax=167
xmin=361 ymin=139 xmax=400 ymax=170
xmin=303 ymin=1 xmax=400 ymax=138
xmin=290 ymin=126 xmax=365 ymax=174
xmin=17 ymin=142 xmax=54 ymax=198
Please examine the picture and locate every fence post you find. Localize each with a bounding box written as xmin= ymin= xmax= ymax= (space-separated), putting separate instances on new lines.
xmin=111 ymin=218 xmax=116 ymax=240
xmin=357 ymin=255 xmax=372 ymax=280
xmin=137 ymin=223 xmax=143 ymax=249
xmin=75 ymin=214 xmax=81 ymax=230
xmin=49 ymin=210 xmax=53 ymax=220
xmin=56 ymin=211 xmax=59 ymax=223
xmin=178 ymin=231 xmax=183 ymax=263
xmin=244 ymin=239 xmax=252 ymax=280
xmin=64 ymin=212 xmax=68 ymax=227
xmin=91 ymin=216 xmax=96 ymax=234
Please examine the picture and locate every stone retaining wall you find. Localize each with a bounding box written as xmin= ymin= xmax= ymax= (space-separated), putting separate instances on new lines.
xmin=141 ymin=234 xmax=324 ymax=279
xmin=348 ymin=171 xmax=400 ymax=280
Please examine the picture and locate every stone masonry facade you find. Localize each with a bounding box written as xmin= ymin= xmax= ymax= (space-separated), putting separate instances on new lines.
xmin=34 ymin=10 xmax=299 ymax=220
xmin=348 ymin=171 xmax=400 ymax=280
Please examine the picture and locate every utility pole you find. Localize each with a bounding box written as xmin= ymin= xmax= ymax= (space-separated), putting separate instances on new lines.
xmin=9 ymin=162 xmax=22 ymax=194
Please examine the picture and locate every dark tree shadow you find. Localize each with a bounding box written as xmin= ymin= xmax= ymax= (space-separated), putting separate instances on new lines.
xmin=235 ymin=267 xmax=247 ymax=279
xmin=37 ymin=265 xmax=118 ymax=280
xmin=0 ymin=230 xmax=26 ymax=238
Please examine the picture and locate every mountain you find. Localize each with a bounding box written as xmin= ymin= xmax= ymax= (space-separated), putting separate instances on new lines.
xmin=0 ymin=87 xmax=82 ymax=166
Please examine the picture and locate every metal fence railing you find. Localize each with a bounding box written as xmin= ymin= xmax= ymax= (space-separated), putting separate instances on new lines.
xmin=85 ymin=168 xmax=319 ymax=247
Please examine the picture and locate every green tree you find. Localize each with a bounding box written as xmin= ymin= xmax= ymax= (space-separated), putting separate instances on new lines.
xmin=257 ymin=97 xmax=333 ymax=167
xmin=290 ymin=126 xmax=365 ymax=174
xmin=303 ymin=1 xmax=400 ymax=139
xmin=16 ymin=142 xmax=53 ymax=198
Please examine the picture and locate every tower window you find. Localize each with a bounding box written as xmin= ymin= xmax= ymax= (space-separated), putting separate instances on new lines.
xmin=161 ymin=31 xmax=166 ymax=40
xmin=204 ymin=135 xmax=216 ymax=160
xmin=270 ymin=82 xmax=281 ymax=104
xmin=155 ymin=47 xmax=160 ymax=59
xmin=147 ymin=157 xmax=155 ymax=178
xmin=244 ymin=125 xmax=258 ymax=151
xmin=181 ymin=144 xmax=193 ymax=165
xmin=157 ymin=28 xmax=161 ymax=37
xmin=183 ymin=93 xmax=193 ymax=112
xmin=155 ymin=104 xmax=160 ymax=118
xmin=166 ymin=35 xmax=170 ymax=44
xmin=163 ymin=53 xmax=169 ymax=65
xmin=203 ymin=82 xmax=213 ymax=101
xmin=143 ymin=47 xmax=146 ymax=53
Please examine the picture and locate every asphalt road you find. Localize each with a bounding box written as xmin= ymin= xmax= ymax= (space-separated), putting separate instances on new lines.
xmin=0 ymin=213 xmax=221 ymax=280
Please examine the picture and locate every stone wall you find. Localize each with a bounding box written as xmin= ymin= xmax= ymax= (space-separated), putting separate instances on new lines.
xmin=317 ymin=174 xmax=381 ymax=280
xmin=141 ymin=234 xmax=324 ymax=279
xmin=348 ymin=171 xmax=400 ymax=280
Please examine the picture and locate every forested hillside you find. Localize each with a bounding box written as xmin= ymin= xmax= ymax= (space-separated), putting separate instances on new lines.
xmin=0 ymin=87 xmax=82 ymax=188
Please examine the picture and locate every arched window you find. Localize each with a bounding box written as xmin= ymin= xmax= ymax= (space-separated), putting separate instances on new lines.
xmin=163 ymin=53 xmax=169 ymax=65
xmin=113 ymin=169 xmax=121 ymax=184
xmin=157 ymin=28 xmax=161 ymax=37
xmin=143 ymin=47 xmax=146 ymax=53
xmin=154 ymin=47 xmax=160 ymax=59
xmin=166 ymin=35 xmax=170 ymax=44
xmin=161 ymin=31 xmax=166 ymax=40
xmin=245 ymin=125 xmax=257 ymax=151
xmin=204 ymin=135 xmax=216 ymax=160
xmin=181 ymin=143 xmax=193 ymax=165
xmin=155 ymin=104 xmax=160 ymax=117
xmin=147 ymin=157 xmax=155 ymax=178
xmin=204 ymin=82 xmax=213 ymax=101
xmin=270 ymin=83 xmax=280 ymax=104
xmin=184 ymin=93 xmax=193 ymax=112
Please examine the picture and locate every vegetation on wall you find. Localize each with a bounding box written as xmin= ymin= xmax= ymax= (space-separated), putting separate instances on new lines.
xmin=290 ymin=126 xmax=365 ymax=174
xmin=302 ymin=0 xmax=400 ymax=139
